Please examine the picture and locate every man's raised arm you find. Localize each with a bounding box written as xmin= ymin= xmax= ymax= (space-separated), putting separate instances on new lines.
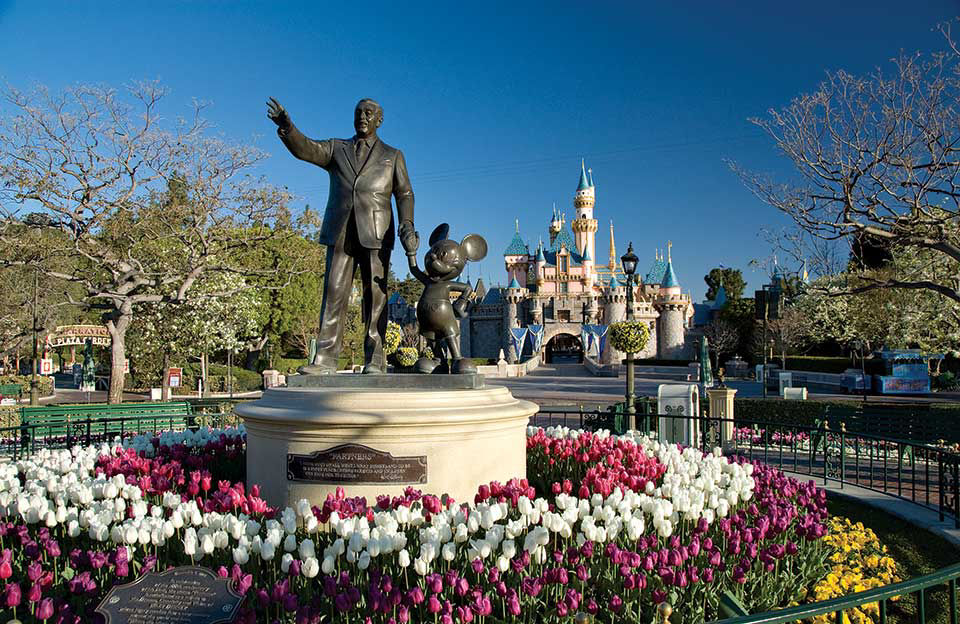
xmin=266 ymin=97 xmax=334 ymax=168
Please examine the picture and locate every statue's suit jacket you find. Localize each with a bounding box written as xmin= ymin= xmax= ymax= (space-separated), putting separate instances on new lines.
xmin=277 ymin=123 xmax=414 ymax=250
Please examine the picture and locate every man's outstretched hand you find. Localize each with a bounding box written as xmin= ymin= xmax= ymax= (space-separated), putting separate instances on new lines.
xmin=266 ymin=97 xmax=291 ymax=128
xmin=399 ymin=220 xmax=419 ymax=256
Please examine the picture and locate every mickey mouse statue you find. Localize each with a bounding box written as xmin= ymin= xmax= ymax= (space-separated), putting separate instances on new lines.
xmin=406 ymin=223 xmax=488 ymax=374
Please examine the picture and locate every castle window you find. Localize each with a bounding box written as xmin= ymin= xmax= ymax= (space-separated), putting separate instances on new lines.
xmin=559 ymin=282 xmax=568 ymax=294
xmin=559 ymin=256 xmax=568 ymax=272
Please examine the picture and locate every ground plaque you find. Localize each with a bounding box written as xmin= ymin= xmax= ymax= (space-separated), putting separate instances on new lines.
xmin=287 ymin=443 xmax=427 ymax=484
xmin=95 ymin=566 xmax=243 ymax=624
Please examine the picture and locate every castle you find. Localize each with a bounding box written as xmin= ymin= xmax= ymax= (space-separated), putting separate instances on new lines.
xmin=389 ymin=161 xmax=697 ymax=362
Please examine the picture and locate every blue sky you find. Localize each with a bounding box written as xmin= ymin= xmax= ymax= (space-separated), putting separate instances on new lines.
xmin=0 ymin=1 xmax=956 ymax=300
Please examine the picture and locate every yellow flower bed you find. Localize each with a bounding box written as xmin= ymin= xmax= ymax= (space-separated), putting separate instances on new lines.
xmin=811 ymin=516 xmax=900 ymax=624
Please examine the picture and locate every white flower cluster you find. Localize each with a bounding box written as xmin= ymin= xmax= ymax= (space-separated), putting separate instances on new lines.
xmin=0 ymin=428 xmax=756 ymax=582
xmin=121 ymin=425 xmax=245 ymax=456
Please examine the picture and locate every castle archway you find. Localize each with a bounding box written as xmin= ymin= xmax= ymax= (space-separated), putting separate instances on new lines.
xmin=545 ymin=332 xmax=583 ymax=364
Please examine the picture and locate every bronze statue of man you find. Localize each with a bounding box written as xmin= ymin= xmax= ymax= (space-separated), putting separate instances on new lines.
xmin=267 ymin=97 xmax=417 ymax=374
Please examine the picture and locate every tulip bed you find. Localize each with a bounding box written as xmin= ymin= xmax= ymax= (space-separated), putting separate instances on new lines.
xmin=0 ymin=425 xmax=840 ymax=623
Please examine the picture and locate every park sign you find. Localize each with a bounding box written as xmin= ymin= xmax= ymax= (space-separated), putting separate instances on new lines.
xmin=46 ymin=324 xmax=111 ymax=348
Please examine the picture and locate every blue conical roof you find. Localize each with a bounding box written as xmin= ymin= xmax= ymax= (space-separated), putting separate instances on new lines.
xmin=577 ymin=159 xmax=590 ymax=191
xmin=712 ymin=284 xmax=726 ymax=309
xmin=503 ymin=230 xmax=528 ymax=256
xmin=508 ymin=277 xmax=521 ymax=289
xmin=536 ymin=245 xmax=546 ymax=263
xmin=582 ymin=245 xmax=592 ymax=262
xmin=607 ymin=275 xmax=620 ymax=289
xmin=661 ymin=259 xmax=680 ymax=288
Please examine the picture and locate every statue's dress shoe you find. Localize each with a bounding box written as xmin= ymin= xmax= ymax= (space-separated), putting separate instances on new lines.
xmin=362 ymin=363 xmax=384 ymax=375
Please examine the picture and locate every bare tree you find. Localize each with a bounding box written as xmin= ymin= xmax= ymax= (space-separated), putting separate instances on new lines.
xmin=703 ymin=319 xmax=739 ymax=369
xmin=0 ymin=83 xmax=295 ymax=402
xmin=733 ymin=21 xmax=960 ymax=304
xmin=768 ymin=306 xmax=808 ymax=369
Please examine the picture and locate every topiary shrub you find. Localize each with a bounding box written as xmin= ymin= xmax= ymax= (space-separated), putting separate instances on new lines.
xmin=384 ymin=321 xmax=402 ymax=356
xmin=395 ymin=347 xmax=418 ymax=368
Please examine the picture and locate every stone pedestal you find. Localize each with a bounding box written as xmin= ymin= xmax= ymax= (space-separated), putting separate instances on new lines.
xmin=706 ymin=387 xmax=737 ymax=453
xmin=236 ymin=375 xmax=536 ymax=510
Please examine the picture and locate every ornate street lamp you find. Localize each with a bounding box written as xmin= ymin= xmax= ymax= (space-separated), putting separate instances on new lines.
xmin=621 ymin=242 xmax=638 ymax=431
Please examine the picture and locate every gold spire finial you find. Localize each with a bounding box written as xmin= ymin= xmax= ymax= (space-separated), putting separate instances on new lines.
xmin=515 ymin=219 xmax=519 ymax=233
xmin=668 ymin=241 xmax=673 ymax=262
xmin=608 ymin=220 xmax=617 ymax=270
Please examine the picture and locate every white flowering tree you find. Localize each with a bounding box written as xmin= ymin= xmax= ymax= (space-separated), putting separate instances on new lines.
xmin=127 ymin=273 xmax=265 ymax=393
xmin=0 ymin=83 xmax=296 ymax=402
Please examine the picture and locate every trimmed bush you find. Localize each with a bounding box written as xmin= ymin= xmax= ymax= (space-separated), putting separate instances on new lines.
xmin=0 ymin=374 xmax=54 ymax=398
xmin=780 ymin=356 xmax=885 ymax=375
xmin=608 ymin=320 xmax=650 ymax=353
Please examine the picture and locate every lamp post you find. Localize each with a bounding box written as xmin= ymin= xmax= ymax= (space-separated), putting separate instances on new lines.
xmin=621 ymin=242 xmax=638 ymax=431
xmin=30 ymin=269 xmax=39 ymax=406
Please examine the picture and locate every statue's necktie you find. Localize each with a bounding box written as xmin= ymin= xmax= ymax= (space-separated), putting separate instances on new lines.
xmin=355 ymin=140 xmax=367 ymax=165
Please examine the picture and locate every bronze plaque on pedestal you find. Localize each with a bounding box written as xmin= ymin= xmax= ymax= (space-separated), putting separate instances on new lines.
xmin=95 ymin=566 xmax=243 ymax=624
xmin=287 ymin=443 xmax=427 ymax=484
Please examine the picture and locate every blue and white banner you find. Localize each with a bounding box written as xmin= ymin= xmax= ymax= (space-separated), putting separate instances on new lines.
xmin=509 ymin=327 xmax=529 ymax=360
xmin=591 ymin=324 xmax=610 ymax=356
xmin=526 ymin=325 xmax=544 ymax=353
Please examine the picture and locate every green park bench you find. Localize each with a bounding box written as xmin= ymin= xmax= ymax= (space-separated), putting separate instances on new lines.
xmin=0 ymin=384 xmax=22 ymax=400
xmin=19 ymin=401 xmax=193 ymax=445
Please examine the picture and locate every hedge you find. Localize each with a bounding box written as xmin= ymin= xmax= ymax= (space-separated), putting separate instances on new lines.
xmin=172 ymin=363 xmax=262 ymax=394
xmin=0 ymin=374 xmax=54 ymax=398
xmin=778 ymin=356 xmax=886 ymax=375
xmin=734 ymin=397 xmax=960 ymax=428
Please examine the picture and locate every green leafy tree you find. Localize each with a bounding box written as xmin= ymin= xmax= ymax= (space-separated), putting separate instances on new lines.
xmin=704 ymin=268 xmax=745 ymax=301
xmin=0 ymin=83 xmax=295 ymax=402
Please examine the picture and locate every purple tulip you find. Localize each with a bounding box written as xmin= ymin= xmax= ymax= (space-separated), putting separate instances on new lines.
xmin=35 ymin=597 xmax=54 ymax=620
xmin=4 ymin=582 xmax=21 ymax=608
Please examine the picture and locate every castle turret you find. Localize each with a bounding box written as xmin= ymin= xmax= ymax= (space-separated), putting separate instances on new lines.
xmin=600 ymin=275 xmax=627 ymax=365
xmin=571 ymin=159 xmax=598 ymax=264
xmin=581 ymin=243 xmax=595 ymax=288
xmin=503 ymin=220 xmax=530 ymax=288
xmin=548 ymin=204 xmax=562 ymax=246
xmin=502 ymin=278 xmax=527 ymax=363
xmin=654 ymin=241 xmax=688 ymax=359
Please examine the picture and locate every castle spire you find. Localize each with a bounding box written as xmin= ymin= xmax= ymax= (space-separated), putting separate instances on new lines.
xmin=577 ymin=158 xmax=590 ymax=191
xmin=608 ymin=220 xmax=617 ymax=270
xmin=667 ymin=240 xmax=673 ymax=262
xmin=588 ymin=167 xmax=594 ymax=188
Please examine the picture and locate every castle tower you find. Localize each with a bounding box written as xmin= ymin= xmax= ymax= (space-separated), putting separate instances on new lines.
xmin=655 ymin=242 xmax=687 ymax=359
xmin=571 ymin=160 xmax=598 ymax=263
xmin=503 ymin=220 xmax=530 ymax=287
xmin=600 ymin=275 xmax=627 ymax=365
xmin=548 ymin=204 xmax=562 ymax=246
xmin=581 ymin=244 xmax=595 ymax=289
xmin=502 ymin=278 xmax=526 ymax=363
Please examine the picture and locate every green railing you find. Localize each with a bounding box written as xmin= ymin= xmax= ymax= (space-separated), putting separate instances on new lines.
xmin=714 ymin=562 xmax=960 ymax=623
